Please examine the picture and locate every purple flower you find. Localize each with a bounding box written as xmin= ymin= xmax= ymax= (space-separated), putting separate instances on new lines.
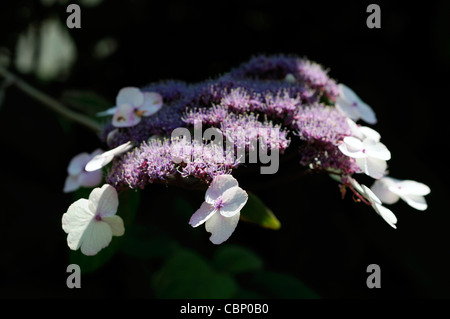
xmin=293 ymin=104 xmax=351 ymax=144
xmin=296 ymin=59 xmax=339 ymax=99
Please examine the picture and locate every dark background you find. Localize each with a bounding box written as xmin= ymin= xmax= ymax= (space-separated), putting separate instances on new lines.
xmin=0 ymin=0 xmax=449 ymax=299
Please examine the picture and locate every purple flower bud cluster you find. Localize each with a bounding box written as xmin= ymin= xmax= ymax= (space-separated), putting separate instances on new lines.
xmin=106 ymin=138 xmax=176 ymax=190
xmin=106 ymin=137 xmax=240 ymax=190
xmin=103 ymin=54 xmax=358 ymax=190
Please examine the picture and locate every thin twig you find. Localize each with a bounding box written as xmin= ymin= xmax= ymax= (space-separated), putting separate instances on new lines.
xmin=0 ymin=66 xmax=102 ymax=133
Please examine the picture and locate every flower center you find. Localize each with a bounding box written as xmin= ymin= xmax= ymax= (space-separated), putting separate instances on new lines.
xmin=214 ymin=197 xmax=225 ymax=210
xmin=135 ymin=109 xmax=146 ymax=117
xmin=95 ymin=214 xmax=102 ymax=221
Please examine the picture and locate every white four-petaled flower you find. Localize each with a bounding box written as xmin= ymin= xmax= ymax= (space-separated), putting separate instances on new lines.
xmin=189 ymin=174 xmax=248 ymax=245
xmin=336 ymin=84 xmax=377 ymax=124
xmin=63 ymin=149 xmax=104 ymax=193
xmin=97 ymin=87 xmax=163 ymax=128
xmin=85 ymin=141 xmax=134 ymax=172
xmin=371 ymin=177 xmax=431 ymax=211
xmin=62 ymin=184 xmax=125 ymax=256
xmin=338 ymin=136 xmax=391 ymax=179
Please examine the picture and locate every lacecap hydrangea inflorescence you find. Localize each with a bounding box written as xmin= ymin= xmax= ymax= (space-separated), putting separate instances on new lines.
xmin=61 ymin=54 xmax=430 ymax=256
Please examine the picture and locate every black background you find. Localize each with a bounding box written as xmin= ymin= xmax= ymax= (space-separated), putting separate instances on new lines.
xmin=0 ymin=0 xmax=449 ymax=299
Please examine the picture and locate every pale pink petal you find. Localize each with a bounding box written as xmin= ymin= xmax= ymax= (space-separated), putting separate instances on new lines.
xmin=390 ymin=180 xmax=431 ymax=196
xmin=370 ymin=178 xmax=400 ymax=204
xmin=358 ymin=126 xmax=381 ymax=142
xmin=88 ymin=184 xmax=119 ymax=217
xmin=78 ymin=170 xmax=103 ymax=188
xmin=361 ymin=185 xmax=382 ymax=205
xmin=85 ymin=152 xmax=114 ymax=172
xmin=85 ymin=142 xmax=133 ymax=172
xmin=205 ymin=175 xmax=239 ymax=204
xmin=363 ymin=139 xmax=391 ymax=160
xmin=109 ymin=141 xmax=134 ymax=156
xmin=346 ymin=118 xmax=364 ymax=139
xmin=349 ymin=177 xmax=365 ymax=195
xmin=103 ymin=215 xmax=125 ymax=236
xmin=106 ymin=129 xmax=119 ymax=145
xmin=96 ymin=106 xmax=118 ymax=117
xmin=90 ymin=148 xmax=104 ymax=157
xmin=189 ymin=202 xmax=216 ymax=227
xmin=112 ymin=103 xmax=141 ymax=128
xmin=338 ymin=137 xmax=366 ymax=158
xmin=80 ymin=220 xmax=112 ymax=256
xmin=373 ymin=202 xmax=397 ymax=229
xmin=336 ymin=100 xmax=360 ymax=121
xmin=337 ymin=84 xmax=377 ymax=124
xmin=62 ymin=198 xmax=94 ymax=250
xmin=356 ymin=100 xmax=377 ymax=124
xmin=67 ymin=152 xmax=91 ymax=175
xmin=401 ymin=194 xmax=428 ymax=211
xmin=63 ymin=175 xmax=80 ymax=193
xmin=219 ymin=187 xmax=248 ymax=217
xmin=339 ymin=84 xmax=360 ymax=104
xmin=138 ymin=92 xmax=163 ymax=116
xmin=356 ymin=157 xmax=386 ymax=179
xmin=116 ymin=87 xmax=144 ymax=107
xmin=205 ymin=211 xmax=240 ymax=245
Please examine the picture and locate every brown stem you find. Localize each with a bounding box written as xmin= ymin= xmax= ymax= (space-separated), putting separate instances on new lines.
xmin=0 ymin=66 xmax=102 ymax=133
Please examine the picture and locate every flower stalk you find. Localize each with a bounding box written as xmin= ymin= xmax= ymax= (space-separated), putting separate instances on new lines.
xmin=0 ymin=66 xmax=102 ymax=133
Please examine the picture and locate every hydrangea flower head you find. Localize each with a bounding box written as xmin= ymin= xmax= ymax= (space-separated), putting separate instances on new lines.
xmin=61 ymin=54 xmax=431 ymax=254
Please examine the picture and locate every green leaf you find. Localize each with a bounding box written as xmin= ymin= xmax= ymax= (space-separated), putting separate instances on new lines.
xmin=212 ymin=244 xmax=263 ymax=274
xmin=69 ymin=189 xmax=140 ymax=274
xmin=152 ymin=249 xmax=238 ymax=298
xmin=120 ymin=224 xmax=179 ymax=259
xmin=251 ymin=270 xmax=320 ymax=299
xmin=240 ymin=191 xmax=281 ymax=230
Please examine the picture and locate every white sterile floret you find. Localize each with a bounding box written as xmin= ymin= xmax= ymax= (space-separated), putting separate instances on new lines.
xmin=112 ymin=87 xmax=163 ymax=128
xmin=346 ymin=118 xmax=381 ymax=142
xmin=349 ymin=178 xmax=398 ymax=229
xmin=85 ymin=141 xmax=134 ymax=172
xmin=338 ymin=136 xmax=391 ymax=179
xmin=370 ymin=177 xmax=431 ymax=211
xmin=62 ymin=184 xmax=125 ymax=256
xmin=336 ymin=84 xmax=377 ymax=124
xmin=189 ymin=174 xmax=248 ymax=245
xmin=63 ymin=149 xmax=103 ymax=193
xmin=97 ymin=87 xmax=163 ymax=127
